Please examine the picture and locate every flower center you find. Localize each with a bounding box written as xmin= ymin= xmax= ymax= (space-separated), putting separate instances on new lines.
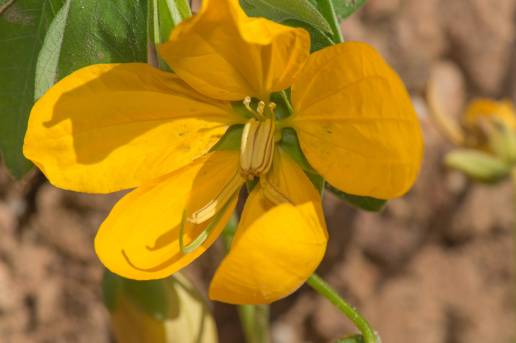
xmin=239 ymin=96 xmax=277 ymax=179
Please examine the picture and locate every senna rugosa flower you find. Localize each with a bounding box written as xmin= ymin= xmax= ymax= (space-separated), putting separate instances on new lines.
xmin=24 ymin=0 xmax=423 ymax=304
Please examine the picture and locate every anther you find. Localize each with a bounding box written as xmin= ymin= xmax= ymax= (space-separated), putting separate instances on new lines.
xmin=257 ymin=101 xmax=265 ymax=115
xmin=268 ymin=102 xmax=276 ymax=114
xmin=189 ymin=173 xmax=244 ymax=224
xmin=240 ymin=119 xmax=275 ymax=178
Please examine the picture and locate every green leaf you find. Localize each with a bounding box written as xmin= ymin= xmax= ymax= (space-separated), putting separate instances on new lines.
xmin=327 ymin=184 xmax=387 ymax=212
xmin=283 ymin=18 xmax=335 ymax=52
xmin=332 ymin=0 xmax=367 ymax=20
xmin=162 ymin=0 xmax=191 ymax=29
xmin=35 ymin=0 xmax=148 ymax=99
xmin=0 ymin=0 xmax=65 ymax=177
xmin=240 ymin=0 xmax=332 ymax=34
xmin=445 ymin=149 xmax=510 ymax=183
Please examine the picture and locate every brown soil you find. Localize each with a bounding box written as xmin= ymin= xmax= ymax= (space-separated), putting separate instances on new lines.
xmin=1 ymin=0 xmax=515 ymax=342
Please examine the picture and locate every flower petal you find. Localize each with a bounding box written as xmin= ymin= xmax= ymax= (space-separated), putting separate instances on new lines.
xmin=24 ymin=63 xmax=242 ymax=193
xmin=289 ymin=42 xmax=423 ymax=199
xmin=209 ymin=151 xmax=327 ymax=304
xmin=464 ymin=98 xmax=516 ymax=129
xmin=95 ymin=151 xmax=240 ymax=280
xmin=159 ymin=0 xmax=310 ymax=101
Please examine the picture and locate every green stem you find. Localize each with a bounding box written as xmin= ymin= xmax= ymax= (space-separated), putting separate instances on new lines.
xmin=307 ymin=274 xmax=377 ymax=343
xmin=316 ymin=0 xmax=344 ymax=43
xmin=238 ymin=305 xmax=270 ymax=343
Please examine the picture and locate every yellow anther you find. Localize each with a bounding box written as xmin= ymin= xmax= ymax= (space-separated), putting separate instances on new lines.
xmin=189 ymin=172 xmax=244 ymax=224
xmin=257 ymin=101 xmax=265 ymax=115
xmin=240 ymin=118 xmax=275 ymax=178
xmin=243 ymin=96 xmax=253 ymax=111
xmin=268 ymin=102 xmax=276 ymax=116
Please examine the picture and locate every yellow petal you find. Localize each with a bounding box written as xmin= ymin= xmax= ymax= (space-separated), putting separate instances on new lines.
xmin=289 ymin=42 xmax=423 ymax=199
xmin=95 ymin=151 xmax=240 ymax=280
xmin=159 ymin=0 xmax=309 ymax=101
xmin=209 ymin=151 xmax=327 ymax=304
xmin=24 ymin=63 xmax=242 ymax=193
xmin=464 ymin=98 xmax=516 ymax=129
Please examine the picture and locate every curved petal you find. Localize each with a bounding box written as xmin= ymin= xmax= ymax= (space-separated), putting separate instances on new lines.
xmin=159 ymin=0 xmax=310 ymax=101
xmin=95 ymin=151 xmax=240 ymax=280
xmin=289 ymin=42 xmax=423 ymax=199
xmin=209 ymin=151 xmax=327 ymax=304
xmin=24 ymin=63 xmax=242 ymax=193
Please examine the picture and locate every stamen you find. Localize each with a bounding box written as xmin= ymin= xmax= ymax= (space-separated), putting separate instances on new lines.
xmin=243 ymin=96 xmax=254 ymax=113
xmin=257 ymin=101 xmax=265 ymax=115
xmin=260 ymin=177 xmax=293 ymax=205
xmin=240 ymin=119 xmax=275 ymax=178
xmin=189 ymin=172 xmax=244 ymax=224
xmin=179 ymin=195 xmax=235 ymax=254
xmin=242 ymin=97 xmax=265 ymax=120
xmin=268 ymin=102 xmax=276 ymax=116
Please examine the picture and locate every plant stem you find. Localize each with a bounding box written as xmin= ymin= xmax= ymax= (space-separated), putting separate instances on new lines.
xmin=317 ymin=0 xmax=344 ymax=43
xmin=307 ymin=274 xmax=377 ymax=343
xmin=238 ymin=304 xmax=270 ymax=343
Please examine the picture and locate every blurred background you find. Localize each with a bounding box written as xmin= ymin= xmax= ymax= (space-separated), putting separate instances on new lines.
xmin=0 ymin=0 xmax=515 ymax=342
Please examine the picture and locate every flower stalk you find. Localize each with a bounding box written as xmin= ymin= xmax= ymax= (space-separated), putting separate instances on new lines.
xmin=239 ymin=304 xmax=270 ymax=343
xmin=307 ymin=274 xmax=378 ymax=343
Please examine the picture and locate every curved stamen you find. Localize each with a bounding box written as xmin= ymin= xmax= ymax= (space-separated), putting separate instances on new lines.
xmin=179 ymin=195 xmax=235 ymax=254
xmin=243 ymin=96 xmax=265 ymax=120
xmin=189 ymin=172 xmax=244 ymax=224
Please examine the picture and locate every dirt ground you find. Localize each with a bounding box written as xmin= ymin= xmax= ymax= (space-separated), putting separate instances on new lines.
xmin=1 ymin=0 xmax=516 ymax=342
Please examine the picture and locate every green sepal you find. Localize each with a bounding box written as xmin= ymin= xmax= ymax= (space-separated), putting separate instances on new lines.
xmin=211 ymin=125 xmax=244 ymax=151
xmin=327 ymin=184 xmax=387 ymax=212
xmin=445 ymin=149 xmax=510 ymax=183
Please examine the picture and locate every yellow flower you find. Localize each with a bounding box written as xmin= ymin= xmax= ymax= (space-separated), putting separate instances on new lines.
xmin=463 ymin=98 xmax=516 ymax=131
xmin=23 ymin=0 xmax=423 ymax=304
